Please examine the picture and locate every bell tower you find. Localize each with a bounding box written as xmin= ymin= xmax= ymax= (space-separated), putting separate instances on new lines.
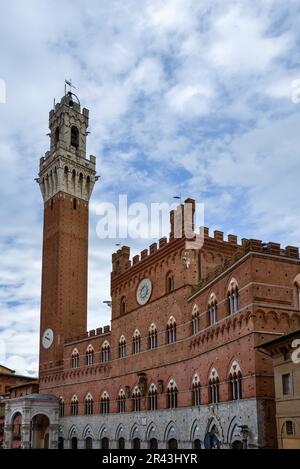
xmin=38 ymin=90 xmax=96 ymax=379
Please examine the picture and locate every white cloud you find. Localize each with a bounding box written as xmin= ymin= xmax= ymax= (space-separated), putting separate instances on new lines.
xmin=0 ymin=0 xmax=300 ymax=375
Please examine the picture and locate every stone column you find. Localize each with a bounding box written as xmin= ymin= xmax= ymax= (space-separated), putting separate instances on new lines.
xmin=49 ymin=424 xmax=59 ymax=449
xmin=21 ymin=423 xmax=31 ymax=449
xmin=3 ymin=424 xmax=13 ymax=449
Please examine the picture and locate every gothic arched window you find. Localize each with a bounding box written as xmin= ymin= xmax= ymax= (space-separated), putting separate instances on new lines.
xmin=71 ymin=126 xmax=79 ymax=149
xmin=119 ymin=335 xmax=126 ymax=358
xmin=71 ymin=395 xmax=79 ymax=416
xmin=118 ymin=389 xmax=126 ymax=413
xmin=101 ymin=341 xmax=110 ymax=363
xmin=101 ymin=391 xmax=110 ymax=414
xmin=148 ymin=383 xmax=158 ymax=411
xmin=86 ymin=345 xmax=94 ymax=366
xmin=294 ymin=274 xmax=300 ymax=309
xmin=59 ymin=397 xmax=65 ymax=417
xmin=167 ymin=316 xmax=176 ymax=344
xmin=228 ymin=279 xmax=239 ymax=315
xmin=132 ymin=329 xmax=141 ymax=354
xmin=209 ymin=368 xmax=219 ymax=404
xmin=166 ymin=272 xmax=174 ymax=293
xmin=208 ymin=294 xmax=218 ymax=325
xmin=132 ymin=386 xmax=141 ymax=412
xmin=55 ymin=126 xmax=60 ymax=144
xmin=167 ymin=379 xmax=178 ymax=409
xmin=120 ymin=296 xmax=127 ymax=315
xmin=85 ymin=393 xmax=94 ymax=415
xmin=192 ymin=305 xmax=200 ymax=335
xmin=192 ymin=374 xmax=201 ymax=406
xmin=148 ymin=323 xmax=158 ymax=349
xmin=229 ymin=361 xmax=242 ymax=400
xmin=71 ymin=348 xmax=79 ymax=368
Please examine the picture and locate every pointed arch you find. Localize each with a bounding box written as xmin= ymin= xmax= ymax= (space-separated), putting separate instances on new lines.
xmin=208 ymin=293 xmax=218 ymax=325
xmin=166 ymin=316 xmax=176 ymax=344
xmin=148 ymin=323 xmax=158 ymax=349
xmin=208 ymin=368 xmax=219 ymax=404
xmin=167 ymin=379 xmax=178 ymax=409
xmin=132 ymin=329 xmax=141 ymax=354
xmin=70 ymin=394 xmax=78 ymax=416
xmin=148 ymin=383 xmax=158 ymax=411
xmin=100 ymin=391 xmax=110 ymax=414
xmin=228 ymin=361 xmax=242 ymax=400
xmin=82 ymin=424 xmax=94 ymax=440
xmin=68 ymin=424 xmax=79 ymax=439
xmin=192 ymin=373 xmax=201 ymax=406
xmin=71 ymin=348 xmax=79 ymax=368
xmin=85 ymin=392 xmax=94 ymax=415
xmin=192 ymin=304 xmax=200 ymax=334
xmin=101 ymin=340 xmax=110 ymax=363
xmin=227 ymin=278 xmax=239 ymax=315
xmin=164 ymin=421 xmax=179 ymax=441
xmin=119 ymin=335 xmax=126 ymax=358
xmin=86 ymin=344 xmax=94 ymax=366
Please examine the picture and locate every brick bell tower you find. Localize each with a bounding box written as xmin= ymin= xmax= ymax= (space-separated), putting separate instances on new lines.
xmin=38 ymin=90 xmax=96 ymax=378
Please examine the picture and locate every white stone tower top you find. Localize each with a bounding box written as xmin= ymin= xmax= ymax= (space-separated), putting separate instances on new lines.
xmin=38 ymin=91 xmax=96 ymax=203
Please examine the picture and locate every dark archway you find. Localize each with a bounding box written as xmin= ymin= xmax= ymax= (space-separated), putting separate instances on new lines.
xmin=101 ymin=437 xmax=109 ymax=449
xmin=132 ymin=437 xmax=141 ymax=449
xmin=71 ymin=436 xmax=78 ymax=449
xmin=149 ymin=438 xmax=158 ymax=449
xmin=118 ymin=437 xmax=125 ymax=449
xmin=168 ymin=438 xmax=178 ymax=449
xmin=193 ymin=439 xmax=201 ymax=449
xmin=31 ymin=414 xmax=50 ymax=449
xmin=58 ymin=436 xmax=64 ymax=449
xmin=85 ymin=437 xmax=93 ymax=449
xmin=232 ymin=440 xmax=243 ymax=449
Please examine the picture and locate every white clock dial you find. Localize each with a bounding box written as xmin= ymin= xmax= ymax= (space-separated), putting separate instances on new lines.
xmin=42 ymin=328 xmax=54 ymax=349
xmin=136 ymin=278 xmax=152 ymax=305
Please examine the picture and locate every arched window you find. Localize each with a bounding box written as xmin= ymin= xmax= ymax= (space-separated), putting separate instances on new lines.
xmin=208 ymin=294 xmax=218 ymax=325
xmin=148 ymin=323 xmax=158 ymax=349
xmin=228 ymin=279 xmax=239 ymax=315
xmin=70 ymin=126 xmax=79 ymax=149
xmin=229 ymin=361 xmax=242 ymax=400
xmin=71 ymin=395 xmax=79 ymax=416
xmin=166 ymin=272 xmax=174 ymax=293
xmin=167 ymin=379 xmax=178 ymax=409
xmin=192 ymin=374 xmax=201 ymax=406
xmin=192 ymin=305 xmax=200 ymax=335
xmin=71 ymin=348 xmax=79 ymax=368
xmin=118 ymin=437 xmax=125 ymax=449
xmin=85 ymin=393 xmax=94 ymax=415
xmin=71 ymin=437 xmax=78 ymax=449
xmin=101 ymin=437 xmax=109 ymax=449
xmin=59 ymin=397 xmax=65 ymax=417
xmin=120 ymin=296 xmax=127 ymax=315
xmin=118 ymin=389 xmax=126 ymax=413
xmin=148 ymin=383 xmax=158 ymax=411
xmin=86 ymin=345 xmax=94 ymax=366
xmin=132 ymin=386 xmax=141 ymax=412
xmin=132 ymin=438 xmax=141 ymax=449
xmin=55 ymin=126 xmax=60 ymax=144
xmin=101 ymin=341 xmax=110 ymax=363
xmin=294 ymin=274 xmax=300 ymax=309
xmin=85 ymin=437 xmax=93 ymax=449
xmin=286 ymin=420 xmax=294 ymax=435
xmin=149 ymin=438 xmax=158 ymax=449
xmin=209 ymin=368 xmax=219 ymax=404
xmin=132 ymin=329 xmax=141 ymax=354
xmin=168 ymin=438 xmax=178 ymax=449
xmin=101 ymin=391 xmax=110 ymax=414
xmin=119 ymin=335 xmax=126 ymax=358
xmin=167 ymin=316 xmax=176 ymax=344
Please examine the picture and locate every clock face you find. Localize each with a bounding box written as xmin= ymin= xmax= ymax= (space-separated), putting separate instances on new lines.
xmin=136 ymin=278 xmax=152 ymax=305
xmin=42 ymin=328 xmax=54 ymax=349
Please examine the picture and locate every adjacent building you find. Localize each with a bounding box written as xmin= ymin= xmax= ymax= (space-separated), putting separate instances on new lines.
xmin=259 ymin=329 xmax=300 ymax=449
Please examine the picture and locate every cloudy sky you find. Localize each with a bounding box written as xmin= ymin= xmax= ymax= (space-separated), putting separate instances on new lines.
xmin=0 ymin=0 xmax=300 ymax=376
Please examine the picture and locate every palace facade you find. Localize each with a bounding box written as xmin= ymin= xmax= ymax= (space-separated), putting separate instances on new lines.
xmin=3 ymin=92 xmax=300 ymax=449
